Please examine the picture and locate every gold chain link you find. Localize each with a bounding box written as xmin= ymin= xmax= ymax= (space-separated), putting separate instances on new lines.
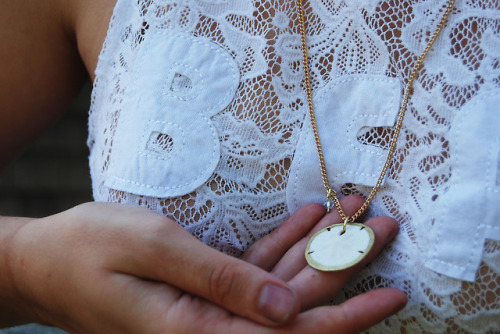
xmin=296 ymin=0 xmax=456 ymax=222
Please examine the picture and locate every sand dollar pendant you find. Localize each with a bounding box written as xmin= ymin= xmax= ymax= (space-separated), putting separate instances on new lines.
xmin=305 ymin=222 xmax=375 ymax=271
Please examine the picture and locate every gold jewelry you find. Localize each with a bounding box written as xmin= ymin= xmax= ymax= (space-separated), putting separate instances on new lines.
xmin=297 ymin=0 xmax=456 ymax=271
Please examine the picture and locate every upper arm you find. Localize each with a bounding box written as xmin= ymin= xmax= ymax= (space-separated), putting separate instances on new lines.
xmin=0 ymin=0 xmax=87 ymax=168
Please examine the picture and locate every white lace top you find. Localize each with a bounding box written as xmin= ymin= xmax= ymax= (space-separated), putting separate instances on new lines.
xmin=88 ymin=0 xmax=500 ymax=332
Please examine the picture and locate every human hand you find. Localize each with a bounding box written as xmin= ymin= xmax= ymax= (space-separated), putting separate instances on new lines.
xmin=5 ymin=199 xmax=405 ymax=333
xmin=6 ymin=202 xmax=298 ymax=332
xmin=242 ymin=195 xmax=407 ymax=332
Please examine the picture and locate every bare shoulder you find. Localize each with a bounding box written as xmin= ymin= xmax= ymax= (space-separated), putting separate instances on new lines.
xmin=73 ymin=0 xmax=117 ymax=79
xmin=0 ymin=0 xmax=115 ymax=167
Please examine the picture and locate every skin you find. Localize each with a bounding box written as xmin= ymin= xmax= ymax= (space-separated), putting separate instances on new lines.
xmin=0 ymin=0 xmax=408 ymax=332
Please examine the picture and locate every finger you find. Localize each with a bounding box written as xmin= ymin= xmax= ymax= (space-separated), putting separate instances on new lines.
xmin=241 ymin=203 xmax=326 ymax=271
xmin=278 ymin=288 xmax=407 ymax=334
xmin=288 ymin=216 xmax=399 ymax=311
xmin=103 ymin=205 xmax=301 ymax=327
xmin=208 ymin=288 xmax=406 ymax=334
xmin=334 ymin=288 xmax=407 ymax=333
xmin=271 ymin=195 xmax=366 ymax=281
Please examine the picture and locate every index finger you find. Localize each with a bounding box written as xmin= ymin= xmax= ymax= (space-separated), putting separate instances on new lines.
xmin=241 ymin=203 xmax=326 ymax=271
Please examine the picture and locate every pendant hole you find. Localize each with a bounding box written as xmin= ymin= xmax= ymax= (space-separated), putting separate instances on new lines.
xmin=146 ymin=131 xmax=174 ymax=156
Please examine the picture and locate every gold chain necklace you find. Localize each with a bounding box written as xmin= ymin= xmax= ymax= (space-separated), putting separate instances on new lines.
xmin=297 ymin=0 xmax=456 ymax=271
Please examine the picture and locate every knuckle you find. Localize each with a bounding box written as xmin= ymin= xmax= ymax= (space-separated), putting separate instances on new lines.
xmin=144 ymin=215 xmax=170 ymax=235
xmin=207 ymin=261 xmax=241 ymax=305
xmin=272 ymin=230 xmax=287 ymax=253
xmin=140 ymin=218 xmax=172 ymax=253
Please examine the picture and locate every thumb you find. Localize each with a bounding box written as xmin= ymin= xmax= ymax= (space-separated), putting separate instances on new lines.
xmin=121 ymin=210 xmax=300 ymax=326
xmin=190 ymin=251 xmax=301 ymax=326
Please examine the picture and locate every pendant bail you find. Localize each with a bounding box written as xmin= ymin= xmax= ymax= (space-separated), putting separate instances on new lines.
xmin=341 ymin=217 xmax=350 ymax=235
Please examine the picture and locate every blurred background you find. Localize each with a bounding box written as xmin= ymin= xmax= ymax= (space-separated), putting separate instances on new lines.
xmin=0 ymin=80 xmax=93 ymax=218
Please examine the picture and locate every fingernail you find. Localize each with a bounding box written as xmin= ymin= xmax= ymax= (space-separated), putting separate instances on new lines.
xmin=258 ymin=284 xmax=296 ymax=324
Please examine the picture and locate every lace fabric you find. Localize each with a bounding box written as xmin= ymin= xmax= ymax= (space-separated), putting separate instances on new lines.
xmin=88 ymin=0 xmax=500 ymax=332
